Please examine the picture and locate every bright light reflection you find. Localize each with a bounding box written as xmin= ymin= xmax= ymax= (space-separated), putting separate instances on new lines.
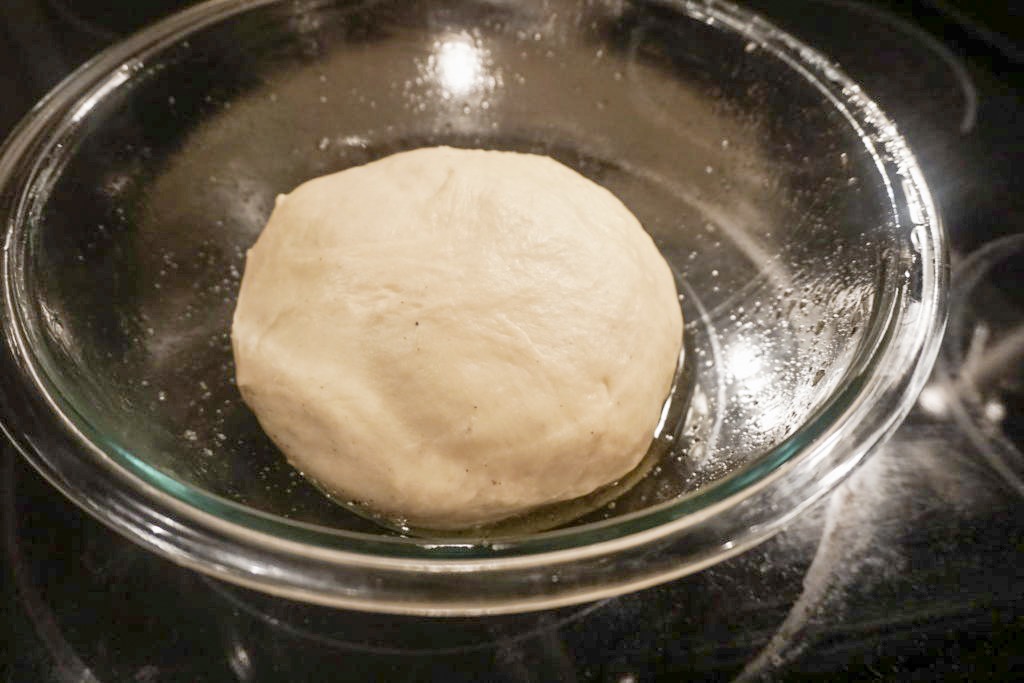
xmin=433 ymin=37 xmax=483 ymax=95
xmin=727 ymin=340 xmax=767 ymax=387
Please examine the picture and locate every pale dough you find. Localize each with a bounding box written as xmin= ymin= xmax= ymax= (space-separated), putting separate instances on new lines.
xmin=231 ymin=147 xmax=683 ymax=529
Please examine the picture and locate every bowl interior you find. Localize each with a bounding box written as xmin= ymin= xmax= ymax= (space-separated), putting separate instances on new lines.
xmin=12 ymin=0 xmax=894 ymax=547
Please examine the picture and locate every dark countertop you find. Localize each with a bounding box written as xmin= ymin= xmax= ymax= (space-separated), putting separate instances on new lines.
xmin=4 ymin=414 xmax=1022 ymax=681
xmin=2 ymin=1 xmax=1023 ymax=680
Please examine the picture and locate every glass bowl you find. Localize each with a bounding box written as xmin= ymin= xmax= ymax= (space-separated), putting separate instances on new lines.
xmin=0 ymin=0 xmax=946 ymax=615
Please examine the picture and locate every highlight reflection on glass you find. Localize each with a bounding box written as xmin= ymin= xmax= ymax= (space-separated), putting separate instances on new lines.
xmin=425 ymin=33 xmax=496 ymax=99
xmin=727 ymin=339 xmax=767 ymax=389
xmin=435 ymin=38 xmax=482 ymax=95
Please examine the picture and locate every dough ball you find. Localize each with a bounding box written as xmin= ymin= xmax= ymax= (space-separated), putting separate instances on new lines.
xmin=231 ymin=146 xmax=682 ymax=529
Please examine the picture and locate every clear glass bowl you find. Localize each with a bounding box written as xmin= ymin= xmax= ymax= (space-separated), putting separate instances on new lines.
xmin=0 ymin=0 xmax=946 ymax=614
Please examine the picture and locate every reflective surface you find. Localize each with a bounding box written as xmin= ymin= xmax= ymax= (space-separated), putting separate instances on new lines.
xmin=5 ymin=424 xmax=1022 ymax=680
xmin=2 ymin=0 xmax=1020 ymax=677
xmin=0 ymin=0 xmax=944 ymax=612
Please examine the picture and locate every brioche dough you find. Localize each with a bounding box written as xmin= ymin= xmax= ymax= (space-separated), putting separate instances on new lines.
xmin=231 ymin=147 xmax=682 ymax=529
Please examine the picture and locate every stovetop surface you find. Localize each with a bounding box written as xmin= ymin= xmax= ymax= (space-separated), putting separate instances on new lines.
xmin=2 ymin=1 xmax=1022 ymax=680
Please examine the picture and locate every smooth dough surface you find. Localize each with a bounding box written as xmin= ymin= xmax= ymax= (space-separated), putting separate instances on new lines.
xmin=231 ymin=147 xmax=683 ymax=529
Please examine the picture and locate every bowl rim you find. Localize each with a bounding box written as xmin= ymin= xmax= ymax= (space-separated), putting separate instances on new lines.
xmin=0 ymin=0 xmax=947 ymax=613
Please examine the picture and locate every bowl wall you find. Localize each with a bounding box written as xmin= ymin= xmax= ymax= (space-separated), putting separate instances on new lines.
xmin=0 ymin=0 xmax=944 ymax=612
